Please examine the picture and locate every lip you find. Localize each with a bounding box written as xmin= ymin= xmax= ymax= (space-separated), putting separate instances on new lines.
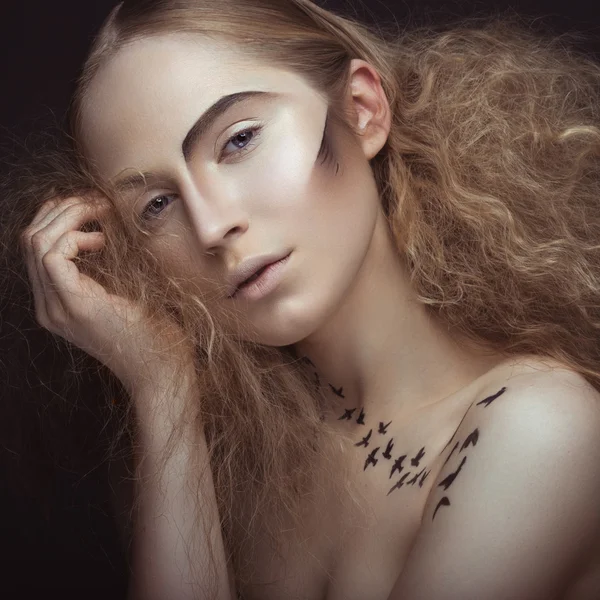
xmin=228 ymin=252 xmax=292 ymax=301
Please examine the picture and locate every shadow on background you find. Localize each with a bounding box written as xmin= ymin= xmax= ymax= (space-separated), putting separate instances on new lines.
xmin=1 ymin=0 xmax=599 ymax=597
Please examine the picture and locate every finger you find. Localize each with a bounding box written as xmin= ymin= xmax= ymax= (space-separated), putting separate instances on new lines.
xmin=42 ymin=230 xmax=107 ymax=317
xmin=22 ymin=203 xmax=74 ymax=326
xmin=25 ymin=195 xmax=110 ymax=242
xmin=30 ymin=201 xmax=109 ymax=287
xmin=26 ymin=196 xmax=84 ymax=231
xmin=34 ymin=200 xmax=110 ymax=241
xmin=26 ymin=203 xmax=108 ymax=328
xmin=23 ymin=237 xmax=52 ymax=327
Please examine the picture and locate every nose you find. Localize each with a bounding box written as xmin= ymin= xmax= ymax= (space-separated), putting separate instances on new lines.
xmin=183 ymin=184 xmax=250 ymax=255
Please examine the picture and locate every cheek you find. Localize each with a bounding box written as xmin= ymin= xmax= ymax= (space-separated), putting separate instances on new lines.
xmin=236 ymin=113 xmax=323 ymax=214
xmin=148 ymin=233 xmax=209 ymax=289
xmin=243 ymin=159 xmax=381 ymax=345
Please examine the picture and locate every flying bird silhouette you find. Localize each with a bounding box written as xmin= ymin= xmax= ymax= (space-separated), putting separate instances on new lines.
xmin=407 ymin=468 xmax=426 ymax=486
xmin=387 ymin=472 xmax=410 ymax=495
xmin=390 ymin=454 xmax=407 ymax=478
xmin=438 ymin=456 xmax=467 ymax=491
xmin=338 ymin=408 xmax=357 ymax=421
xmin=418 ymin=469 xmax=431 ymax=488
xmin=442 ymin=441 xmax=459 ymax=468
xmin=476 ymin=386 xmax=507 ymax=407
xmin=355 ymin=429 xmax=373 ymax=448
xmin=378 ymin=420 xmax=392 ymax=434
xmin=356 ymin=407 xmax=366 ymax=425
xmin=410 ymin=446 xmax=426 ymax=467
xmin=460 ymin=428 xmax=479 ymax=451
xmin=364 ymin=447 xmax=380 ymax=470
xmin=329 ymin=384 xmax=345 ymax=398
xmin=432 ymin=496 xmax=451 ymax=521
xmin=382 ymin=438 xmax=394 ymax=459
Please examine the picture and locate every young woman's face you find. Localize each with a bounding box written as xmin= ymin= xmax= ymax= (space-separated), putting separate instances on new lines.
xmin=80 ymin=33 xmax=389 ymax=346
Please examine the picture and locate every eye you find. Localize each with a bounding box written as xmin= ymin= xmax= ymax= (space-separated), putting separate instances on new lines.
xmin=219 ymin=124 xmax=263 ymax=160
xmin=139 ymin=124 xmax=264 ymax=223
xmin=140 ymin=193 xmax=176 ymax=221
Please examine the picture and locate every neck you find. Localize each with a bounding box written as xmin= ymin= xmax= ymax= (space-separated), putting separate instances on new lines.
xmin=293 ymin=210 xmax=502 ymax=423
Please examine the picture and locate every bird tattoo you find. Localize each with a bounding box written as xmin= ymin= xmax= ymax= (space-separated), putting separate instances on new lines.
xmin=438 ymin=456 xmax=467 ymax=491
xmin=476 ymin=386 xmax=506 ymax=407
xmin=460 ymin=428 xmax=479 ymax=452
xmin=329 ymin=384 xmax=345 ymax=398
xmin=355 ymin=429 xmax=373 ymax=448
xmin=390 ymin=454 xmax=407 ymax=478
xmin=382 ymin=438 xmax=394 ymax=460
xmin=356 ymin=407 xmax=366 ymax=425
xmin=378 ymin=420 xmax=392 ymax=435
xmin=410 ymin=446 xmax=426 ymax=467
xmin=442 ymin=441 xmax=459 ymax=468
xmin=387 ymin=472 xmax=410 ymax=495
xmin=407 ymin=468 xmax=426 ymax=486
xmin=338 ymin=408 xmax=357 ymax=421
xmin=364 ymin=447 xmax=380 ymax=471
xmin=418 ymin=469 xmax=431 ymax=488
xmin=432 ymin=496 xmax=451 ymax=521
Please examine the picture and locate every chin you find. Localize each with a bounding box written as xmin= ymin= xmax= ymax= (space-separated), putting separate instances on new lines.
xmin=244 ymin=296 xmax=339 ymax=347
xmin=244 ymin=325 xmax=311 ymax=348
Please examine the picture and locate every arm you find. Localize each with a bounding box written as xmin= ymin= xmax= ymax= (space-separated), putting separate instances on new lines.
xmin=389 ymin=369 xmax=600 ymax=600
xmin=18 ymin=196 xmax=235 ymax=599
xmin=128 ymin=374 xmax=235 ymax=600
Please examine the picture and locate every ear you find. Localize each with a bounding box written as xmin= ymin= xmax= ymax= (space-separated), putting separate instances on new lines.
xmin=345 ymin=58 xmax=392 ymax=161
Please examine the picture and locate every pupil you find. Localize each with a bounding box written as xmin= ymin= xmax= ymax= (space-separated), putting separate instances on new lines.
xmin=235 ymin=131 xmax=251 ymax=147
xmin=149 ymin=197 xmax=165 ymax=214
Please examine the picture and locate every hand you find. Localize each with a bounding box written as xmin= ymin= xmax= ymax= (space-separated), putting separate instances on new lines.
xmin=21 ymin=195 xmax=192 ymax=395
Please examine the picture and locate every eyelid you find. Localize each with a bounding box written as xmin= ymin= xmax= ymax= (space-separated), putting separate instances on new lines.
xmin=139 ymin=120 xmax=264 ymax=225
xmin=217 ymin=120 xmax=264 ymax=160
xmin=139 ymin=192 xmax=177 ymax=223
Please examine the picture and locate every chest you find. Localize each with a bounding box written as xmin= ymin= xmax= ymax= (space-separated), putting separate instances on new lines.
xmin=242 ymin=419 xmax=455 ymax=600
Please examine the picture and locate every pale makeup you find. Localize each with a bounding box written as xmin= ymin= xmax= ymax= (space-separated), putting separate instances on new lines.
xmin=81 ymin=33 xmax=384 ymax=347
xmin=80 ymin=32 xmax=502 ymax=418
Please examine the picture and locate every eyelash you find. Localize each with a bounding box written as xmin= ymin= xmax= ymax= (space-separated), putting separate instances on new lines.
xmin=140 ymin=123 xmax=264 ymax=221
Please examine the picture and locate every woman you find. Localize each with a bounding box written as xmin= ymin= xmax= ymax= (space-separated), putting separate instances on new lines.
xmin=14 ymin=0 xmax=600 ymax=598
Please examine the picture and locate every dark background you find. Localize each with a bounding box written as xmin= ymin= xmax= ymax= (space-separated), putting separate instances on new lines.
xmin=1 ymin=0 xmax=599 ymax=597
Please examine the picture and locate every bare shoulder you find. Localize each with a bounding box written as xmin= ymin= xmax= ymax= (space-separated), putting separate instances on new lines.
xmin=389 ymin=356 xmax=600 ymax=599
xmin=432 ymin=354 xmax=600 ymax=483
xmin=449 ymin=354 xmax=600 ymax=496
xmin=475 ymin=354 xmax=600 ymax=424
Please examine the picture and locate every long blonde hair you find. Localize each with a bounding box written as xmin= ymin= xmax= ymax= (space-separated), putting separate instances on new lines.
xmin=5 ymin=0 xmax=600 ymax=596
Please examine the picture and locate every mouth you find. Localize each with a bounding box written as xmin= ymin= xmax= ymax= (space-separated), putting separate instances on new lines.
xmin=229 ymin=252 xmax=292 ymax=301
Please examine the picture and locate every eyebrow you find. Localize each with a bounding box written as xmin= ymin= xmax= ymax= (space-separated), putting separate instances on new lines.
xmin=112 ymin=89 xmax=279 ymax=191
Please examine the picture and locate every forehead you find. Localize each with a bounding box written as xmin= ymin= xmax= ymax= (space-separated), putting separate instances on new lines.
xmin=80 ymin=33 xmax=313 ymax=178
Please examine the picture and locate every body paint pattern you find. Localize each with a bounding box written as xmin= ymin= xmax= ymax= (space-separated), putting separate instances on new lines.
xmin=431 ymin=387 xmax=506 ymax=521
xmin=299 ymin=355 xmax=507 ymax=511
xmin=382 ymin=438 xmax=394 ymax=459
xmin=365 ymin=447 xmax=380 ymax=470
xmin=300 ymin=356 xmax=434 ymax=497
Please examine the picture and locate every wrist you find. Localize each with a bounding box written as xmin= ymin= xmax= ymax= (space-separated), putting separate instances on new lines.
xmin=115 ymin=350 xmax=196 ymax=394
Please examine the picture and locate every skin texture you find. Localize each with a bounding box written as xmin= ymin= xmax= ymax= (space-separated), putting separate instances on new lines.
xmin=389 ymin=368 xmax=600 ymax=600
xmin=74 ymin=34 xmax=600 ymax=599
xmin=288 ymin=357 xmax=600 ymax=600
xmin=80 ymin=33 xmax=503 ymax=421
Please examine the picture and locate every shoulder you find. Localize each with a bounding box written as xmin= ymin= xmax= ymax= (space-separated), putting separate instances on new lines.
xmin=427 ymin=358 xmax=600 ymax=523
xmin=440 ymin=358 xmax=600 ymax=516
xmin=389 ymin=358 xmax=600 ymax=600
xmin=432 ymin=358 xmax=600 ymax=502
xmin=465 ymin=357 xmax=600 ymax=447
xmin=466 ymin=356 xmax=600 ymax=439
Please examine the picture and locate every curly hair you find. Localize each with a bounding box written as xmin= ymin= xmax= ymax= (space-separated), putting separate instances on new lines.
xmin=3 ymin=1 xmax=600 ymax=596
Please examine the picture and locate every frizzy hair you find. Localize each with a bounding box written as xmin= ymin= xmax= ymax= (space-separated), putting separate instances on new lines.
xmin=6 ymin=0 xmax=600 ymax=596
